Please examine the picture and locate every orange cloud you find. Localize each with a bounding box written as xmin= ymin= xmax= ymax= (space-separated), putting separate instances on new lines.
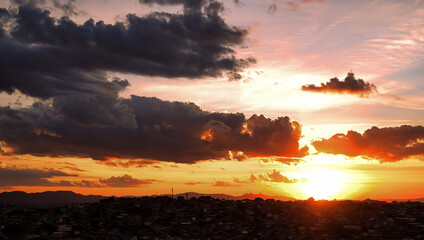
xmin=312 ymin=125 xmax=424 ymax=162
xmin=233 ymin=177 xmax=250 ymax=184
xmin=185 ymin=182 xmax=204 ymax=185
xmin=203 ymin=114 xmax=309 ymax=159
xmin=212 ymin=181 xmax=234 ymax=187
xmin=286 ymin=2 xmax=299 ymax=11
xmin=286 ymin=0 xmax=324 ymax=12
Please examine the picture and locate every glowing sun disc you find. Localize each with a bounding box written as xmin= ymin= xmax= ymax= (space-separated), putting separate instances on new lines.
xmin=300 ymin=169 xmax=347 ymax=200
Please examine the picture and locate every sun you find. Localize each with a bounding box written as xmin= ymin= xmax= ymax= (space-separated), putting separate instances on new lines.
xmin=300 ymin=168 xmax=348 ymax=200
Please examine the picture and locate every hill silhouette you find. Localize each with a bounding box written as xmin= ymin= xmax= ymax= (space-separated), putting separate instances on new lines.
xmin=0 ymin=191 xmax=295 ymax=206
xmin=154 ymin=192 xmax=295 ymax=201
xmin=0 ymin=191 xmax=106 ymax=207
xmin=1 ymin=191 xmax=422 ymax=206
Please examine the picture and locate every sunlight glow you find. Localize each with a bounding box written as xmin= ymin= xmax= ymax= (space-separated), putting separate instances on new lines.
xmin=300 ymin=168 xmax=348 ymax=200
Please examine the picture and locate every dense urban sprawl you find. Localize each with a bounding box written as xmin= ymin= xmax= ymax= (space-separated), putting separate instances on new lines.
xmin=1 ymin=196 xmax=424 ymax=239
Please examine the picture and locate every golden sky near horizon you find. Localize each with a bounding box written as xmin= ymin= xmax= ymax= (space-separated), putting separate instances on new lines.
xmin=0 ymin=0 xmax=423 ymax=200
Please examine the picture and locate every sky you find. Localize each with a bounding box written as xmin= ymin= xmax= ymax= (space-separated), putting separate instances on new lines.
xmin=0 ymin=0 xmax=423 ymax=200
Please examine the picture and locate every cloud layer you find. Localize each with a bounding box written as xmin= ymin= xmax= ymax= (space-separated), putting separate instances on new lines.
xmin=0 ymin=96 xmax=308 ymax=163
xmin=312 ymin=125 xmax=424 ymax=162
xmin=4 ymin=0 xmax=254 ymax=85
xmin=0 ymin=1 xmax=313 ymax=165
xmin=0 ymin=0 xmax=254 ymax=127
xmin=0 ymin=164 xmax=76 ymax=187
xmin=301 ymin=72 xmax=378 ymax=97
xmin=0 ymin=162 xmax=153 ymax=188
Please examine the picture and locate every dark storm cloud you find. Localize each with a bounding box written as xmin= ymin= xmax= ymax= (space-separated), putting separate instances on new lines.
xmin=312 ymin=125 xmax=424 ymax=162
xmin=0 ymin=96 xmax=308 ymax=163
xmin=0 ymin=1 xmax=308 ymax=165
xmin=236 ymin=114 xmax=309 ymax=158
xmin=0 ymin=0 xmax=254 ymax=101
xmin=11 ymin=0 xmax=86 ymax=17
xmin=0 ymin=165 xmax=76 ymax=187
xmin=301 ymin=72 xmax=378 ymax=97
xmin=0 ymin=41 xmax=136 ymax=127
xmin=9 ymin=2 xmax=253 ymax=80
xmin=0 ymin=0 xmax=254 ymax=131
xmin=0 ymin=0 xmax=253 ymax=126
xmin=0 ymin=8 xmax=10 ymax=38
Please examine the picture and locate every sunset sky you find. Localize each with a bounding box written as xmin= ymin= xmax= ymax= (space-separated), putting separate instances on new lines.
xmin=0 ymin=0 xmax=423 ymax=200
